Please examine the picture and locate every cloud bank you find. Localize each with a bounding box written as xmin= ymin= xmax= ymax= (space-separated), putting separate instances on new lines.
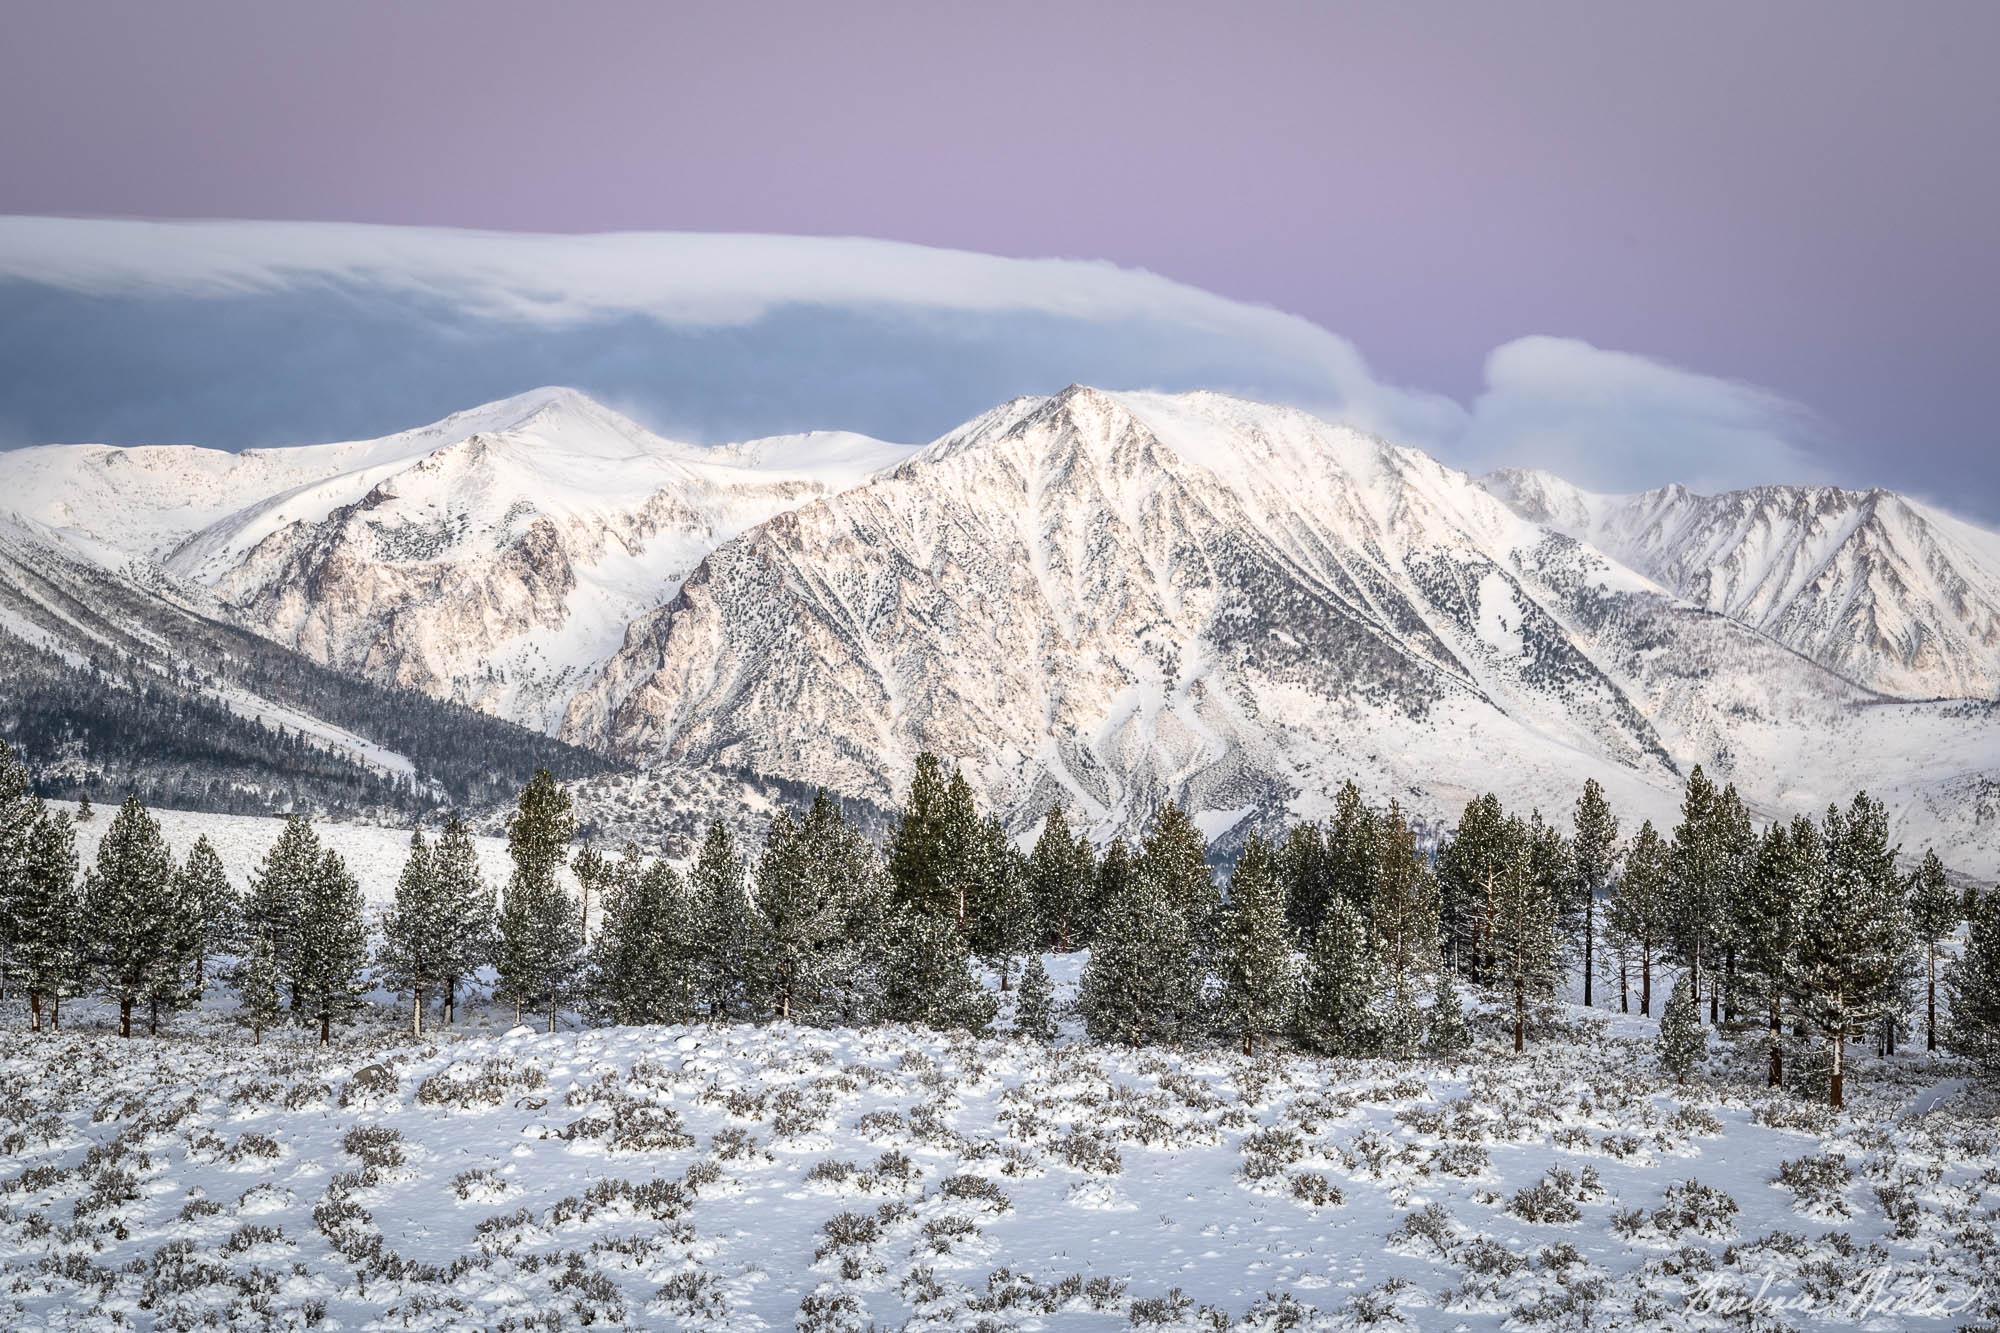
xmin=0 ymin=217 xmax=1824 ymax=497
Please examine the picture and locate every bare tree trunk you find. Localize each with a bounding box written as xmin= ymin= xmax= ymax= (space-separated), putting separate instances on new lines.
xmin=547 ymin=995 xmax=558 ymax=1035
xmin=1640 ymin=950 xmax=1652 ymax=1017
xmin=29 ymin=991 xmax=41 ymax=1033
xmin=1513 ymin=978 xmax=1526 ymax=1052
xmin=445 ymin=977 xmax=456 ymax=1026
xmin=320 ymin=1012 xmax=331 ymax=1045
xmin=1583 ymin=897 xmax=1595 ymax=1009
xmin=1927 ymin=950 xmax=1938 ymax=1052
xmin=412 ymin=988 xmax=424 ymax=1039
xmin=51 ymin=994 xmax=60 ymax=1031
xmin=1829 ymin=1027 xmax=1844 ymax=1110
xmin=119 ymin=998 xmax=132 ymax=1038
xmin=1619 ymin=959 xmax=1629 ymax=1013
xmin=1768 ymin=995 xmax=1783 ymax=1087
xmin=1242 ymin=1030 xmax=1254 ymax=1057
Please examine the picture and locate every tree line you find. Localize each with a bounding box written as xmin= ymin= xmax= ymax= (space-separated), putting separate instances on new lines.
xmin=2 ymin=740 xmax=1997 ymax=1111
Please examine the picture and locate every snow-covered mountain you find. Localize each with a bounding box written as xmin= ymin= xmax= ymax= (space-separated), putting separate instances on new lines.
xmin=2 ymin=385 xmax=1995 ymax=872
xmin=1481 ymin=468 xmax=2000 ymax=701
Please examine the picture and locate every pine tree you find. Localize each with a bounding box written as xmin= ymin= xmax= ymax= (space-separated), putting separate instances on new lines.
xmin=1735 ymin=817 xmax=1816 ymax=1086
xmin=590 ymin=856 xmax=698 ymax=1026
xmin=1371 ymin=801 xmax=1440 ymax=1046
xmin=1569 ymin=779 xmax=1620 ymax=1009
xmin=1658 ymin=974 xmax=1705 ymax=1081
xmin=571 ymin=842 xmax=611 ymax=947
xmin=174 ymin=836 xmax=238 ymax=1000
xmin=73 ymin=794 xmax=93 ymax=824
xmin=1275 ymin=819 xmax=1333 ymax=944
xmin=882 ymin=908 xmax=996 ymax=1032
xmin=1794 ymin=793 xmax=1910 ymax=1108
xmin=497 ymin=769 xmax=582 ymax=1032
xmin=1490 ymin=834 xmax=1559 ymax=1052
xmin=0 ymin=743 xmax=42 ymax=998
xmin=1426 ymin=967 xmax=1471 ymax=1064
xmin=1907 ymin=849 xmax=1959 ymax=1053
xmin=1324 ymin=781 xmax=1381 ymax=925
xmin=1135 ymin=803 xmax=1220 ymax=964
xmin=1295 ymin=897 xmax=1379 ymax=1056
xmin=1218 ymin=836 xmax=1297 ymax=1056
xmin=1436 ymin=794 xmax=1515 ymax=983
xmin=230 ymin=935 xmax=285 ymax=1045
xmin=294 ymin=850 xmax=368 ymax=1044
xmin=887 ymin=751 xmax=951 ymax=920
xmin=82 ymin=796 xmax=177 ymax=1037
xmin=689 ymin=821 xmax=754 ymax=1020
xmin=433 ymin=814 xmax=493 ymax=1024
xmin=1014 ymin=953 xmax=1058 ymax=1043
xmin=145 ymin=848 xmax=203 ymax=1035
xmin=800 ymin=791 xmax=894 ymax=1025
xmin=975 ymin=818 xmax=1037 ymax=990
xmin=1029 ymin=802 xmax=1095 ymax=951
xmin=1944 ymin=887 xmax=2000 ymax=1080
xmin=10 ymin=802 xmax=83 ymax=1031
xmin=378 ymin=830 xmax=452 ymax=1037
xmin=1665 ymin=767 xmax=1753 ymax=1024
xmin=1606 ymin=821 xmax=1670 ymax=1015
xmin=750 ymin=809 xmax=841 ymax=1023
xmin=244 ymin=816 xmax=322 ymax=1011
xmin=1078 ymin=851 xmax=1204 ymax=1046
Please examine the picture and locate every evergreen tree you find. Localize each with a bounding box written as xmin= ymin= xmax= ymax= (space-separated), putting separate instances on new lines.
xmin=887 ymin=751 xmax=951 ymax=920
xmin=571 ymin=842 xmax=612 ymax=947
xmin=1324 ymin=781 xmax=1381 ymax=925
xmin=82 ymin=796 xmax=177 ymax=1037
xmin=1275 ymin=819 xmax=1333 ymax=944
xmin=1295 ymin=897 xmax=1379 ymax=1056
xmin=1944 ymin=887 xmax=2000 ymax=1080
xmin=0 ymin=743 xmax=39 ymax=990
xmin=1135 ymin=803 xmax=1220 ymax=963
xmin=73 ymin=794 xmax=93 ymax=824
xmin=801 ymin=791 xmax=894 ymax=1025
xmin=689 ymin=821 xmax=754 ymax=1020
xmin=590 ymin=857 xmax=699 ymax=1026
xmin=10 ymin=802 xmax=83 ymax=1031
xmin=750 ymin=809 xmax=843 ymax=1023
xmin=1605 ymin=821 xmax=1670 ymax=1015
xmin=244 ymin=816 xmax=322 ymax=1011
xmin=1735 ymin=818 xmax=1816 ymax=1086
xmin=1426 ymin=967 xmax=1471 ymax=1064
xmin=1014 ymin=953 xmax=1057 ymax=1043
xmin=1569 ymin=779 xmax=1620 ymax=1009
xmin=935 ymin=767 xmax=989 ymax=936
xmin=497 ymin=769 xmax=582 ymax=1032
xmin=1093 ymin=836 xmax=1134 ymax=947
xmin=882 ymin=908 xmax=996 ymax=1032
xmin=173 ymin=836 xmax=238 ymax=1000
xmin=1907 ymin=849 xmax=1959 ymax=1053
xmin=1436 ymin=794 xmax=1515 ymax=983
xmin=1794 ymin=793 xmax=1910 ymax=1108
xmin=1371 ymin=800 xmax=1441 ymax=1046
xmin=433 ymin=814 xmax=494 ymax=1024
xmin=229 ymin=935 xmax=285 ymax=1045
xmin=294 ymin=850 xmax=368 ymax=1044
xmin=1490 ymin=834 xmax=1559 ymax=1052
xmin=1665 ymin=767 xmax=1753 ymax=1023
xmin=1078 ymin=851 xmax=1204 ymax=1046
xmin=377 ymin=830 xmax=453 ymax=1037
xmin=1657 ymin=974 xmax=1705 ymax=1081
xmin=1218 ymin=836 xmax=1297 ymax=1056
xmin=975 ymin=817 xmax=1038 ymax=989
xmin=1029 ymin=802 xmax=1096 ymax=951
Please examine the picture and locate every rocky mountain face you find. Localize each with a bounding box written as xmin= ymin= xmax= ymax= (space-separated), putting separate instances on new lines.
xmin=3 ymin=385 xmax=1996 ymax=873
xmin=1482 ymin=468 xmax=2000 ymax=701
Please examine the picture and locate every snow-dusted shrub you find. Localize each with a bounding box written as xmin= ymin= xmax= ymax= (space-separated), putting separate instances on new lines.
xmin=919 ymin=1212 xmax=981 ymax=1255
xmin=416 ymin=1058 xmax=547 ymax=1110
xmin=1287 ymin=1171 xmax=1344 ymax=1208
xmin=340 ymin=1124 xmax=405 ymax=1170
xmin=1752 ymin=1096 xmax=1836 ymax=1136
xmin=653 ymin=1268 xmax=727 ymax=1321
xmin=1052 ymin=1130 xmax=1123 ymax=1175
xmin=340 ymin=1062 xmax=399 ymax=1107
xmin=1614 ymin=1178 xmax=1740 ymax=1242
xmin=1775 ymin=1153 xmax=1855 ymax=1218
xmin=1127 ymin=1286 xmax=1196 ymax=1326
xmin=1508 ymin=1168 xmax=1591 ymax=1225
xmin=1387 ymin=1202 xmax=1456 ymax=1259
xmin=796 ymin=1284 xmax=870 ymax=1333
xmin=1432 ymin=1141 xmax=1491 ymax=1178
xmin=939 ymin=1173 xmax=1011 ymax=1212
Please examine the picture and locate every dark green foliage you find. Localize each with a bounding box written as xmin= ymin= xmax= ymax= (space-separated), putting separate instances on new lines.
xmin=1436 ymin=793 xmax=1516 ymax=983
xmin=1014 ymin=954 xmax=1057 ymax=1043
xmin=1079 ymin=831 xmax=1205 ymax=1047
xmin=1794 ymin=793 xmax=1910 ymax=1108
xmin=689 ymin=821 xmax=754 ymax=1020
xmin=1218 ymin=837 xmax=1296 ymax=1055
xmin=229 ymin=935 xmax=285 ymax=1044
xmin=433 ymin=814 xmax=494 ymax=1023
xmin=1945 ymin=887 xmax=2000 ymax=1079
xmin=1658 ymin=974 xmax=1705 ymax=1081
xmin=1426 ymin=967 xmax=1470 ymax=1062
xmin=294 ymin=849 xmax=368 ymax=1044
xmin=497 ymin=770 xmax=582 ymax=1033
xmin=1295 ymin=897 xmax=1377 ymax=1056
xmin=244 ymin=816 xmax=321 ymax=1009
xmin=751 ymin=792 xmax=887 ymax=1025
xmin=1030 ymin=802 xmax=1096 ymax=950
xmin=1606 ymin=821 xmax=1670 ymax=1016
xmin=377 ymin=831 xmax=452 ymax=1035
xmin=9 ymin=800 xmax=84 ymax=1029
xmin=882 ymin=909 xmax=996 ymax=1033
xmin=173 ymin=835 xmax=239 ymax=1000
xmin=590 ymin=857 xmax=698 ymax=1026
xmin=1907 ymin=849 xmax=1958 ymax=1053
xmin=81 ymin=796 xmax=178 ymax=1037
xmin=1569 ymin=779 xmax=1620 ymax=1009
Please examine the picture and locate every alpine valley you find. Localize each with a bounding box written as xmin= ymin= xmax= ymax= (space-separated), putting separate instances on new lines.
xmin=3 ymin=385 xmax=1997 ymax=874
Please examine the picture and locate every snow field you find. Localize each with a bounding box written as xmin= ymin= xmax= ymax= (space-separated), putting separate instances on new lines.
xmin=0 ymin=966 xmax=1993 ymax=1329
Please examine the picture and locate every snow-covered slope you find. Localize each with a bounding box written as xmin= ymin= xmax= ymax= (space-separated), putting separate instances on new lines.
xmin=568 ymin=387 xmax=2000 ymax=870
xmin=1483 ymin=468 xmax=2000 ymax=700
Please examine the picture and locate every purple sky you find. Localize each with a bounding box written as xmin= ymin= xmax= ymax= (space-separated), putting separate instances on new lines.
xmin=3 ymin=0 xmax=1995 ymax=499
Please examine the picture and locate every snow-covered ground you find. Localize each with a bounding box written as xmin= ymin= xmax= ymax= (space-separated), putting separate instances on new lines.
xmin=2 ymin=958 xmax=1993 ymax=1330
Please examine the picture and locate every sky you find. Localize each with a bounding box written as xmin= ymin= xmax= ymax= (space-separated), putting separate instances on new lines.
xmin=1 ymin=1 xmax=1995 ymax=515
